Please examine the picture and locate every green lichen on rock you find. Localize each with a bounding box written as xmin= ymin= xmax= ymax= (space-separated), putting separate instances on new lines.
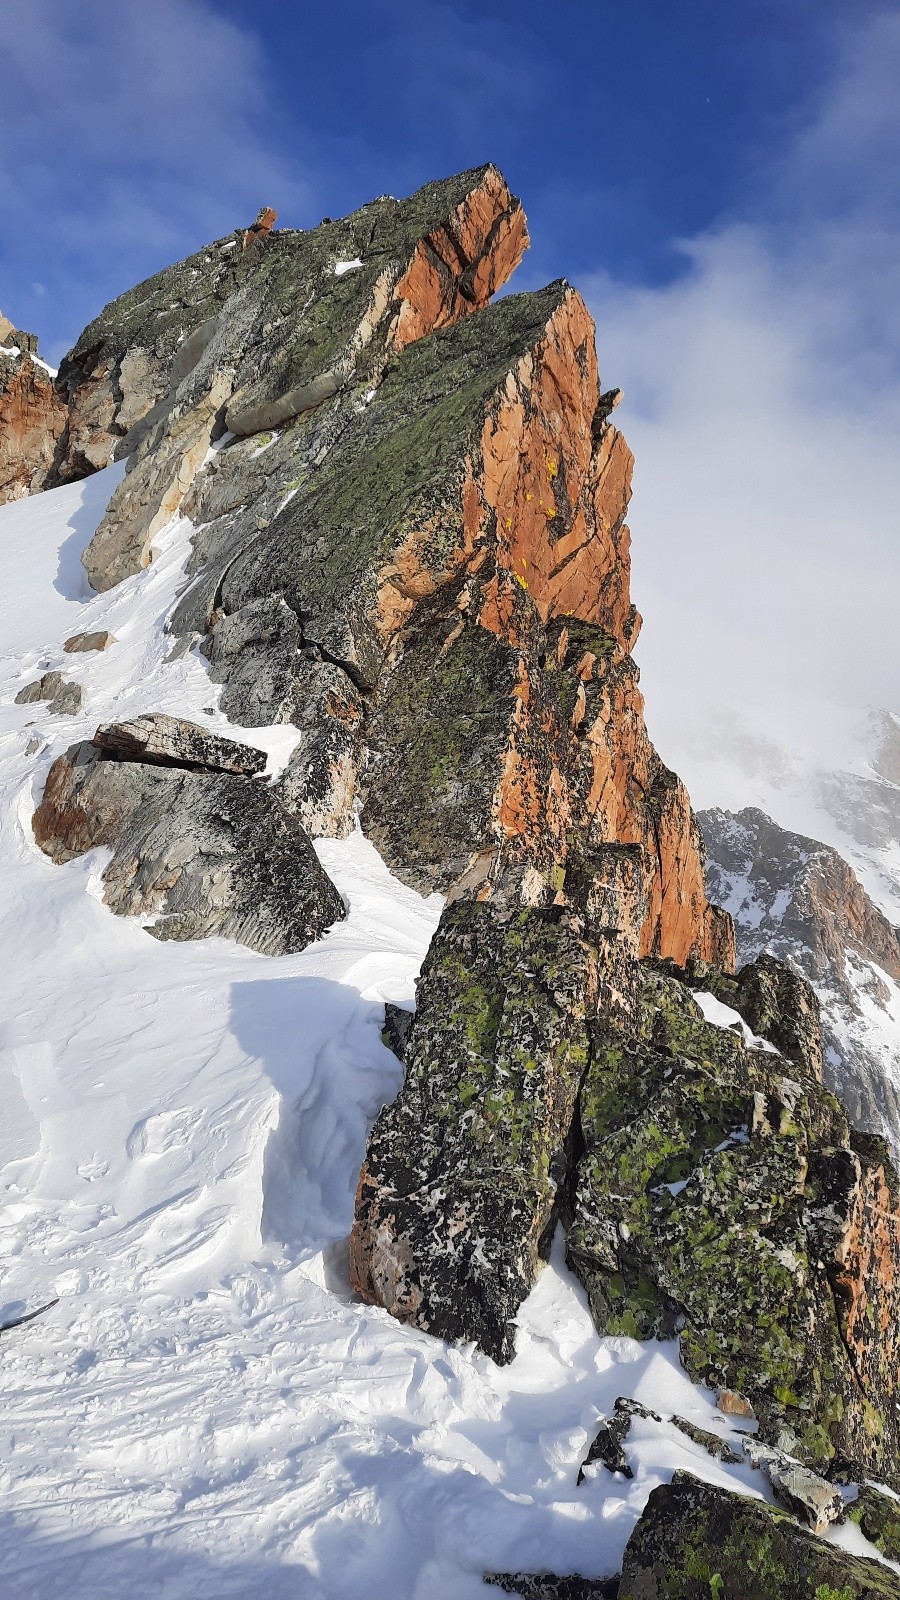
xmin=349 ymin=899 xmax=595 ymax=1363
xmin=847 ymin=1487 xmax=900 ymax=1562
xmin=618 ymin=1474 xmax=900 ymax=1599
xmin=566 ymin=964 xmax=900 ymax=1486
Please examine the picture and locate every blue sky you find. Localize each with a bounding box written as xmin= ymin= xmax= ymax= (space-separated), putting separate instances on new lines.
xmin=0 ymin=0 xmax=885 ymax=357
xmin=1 ymin=0 xmax=898 ymax=754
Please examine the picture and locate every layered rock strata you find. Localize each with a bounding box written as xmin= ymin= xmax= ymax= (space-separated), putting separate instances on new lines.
xmin=33 ymin=719 xmax=342 ymax=955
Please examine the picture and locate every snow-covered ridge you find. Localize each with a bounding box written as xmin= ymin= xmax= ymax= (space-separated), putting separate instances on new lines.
xmin=0 ymin=474 xmax=887 ymax=1596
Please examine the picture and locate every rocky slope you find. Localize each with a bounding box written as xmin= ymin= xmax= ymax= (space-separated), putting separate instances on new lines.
xmin=15 ymin=167 xmax=900 ymax=1595
xmin=700 ymin=805 xmax=900 ymax=1148
xmin=0 ymin=316 xmax=66 ymax=502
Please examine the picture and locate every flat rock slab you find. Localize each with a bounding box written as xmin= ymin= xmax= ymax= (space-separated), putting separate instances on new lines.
xmin=63 ymin=630 xmax=116 ymax=653
xmin=93 ymin=713 xmax=267 ymax=775
xmin=33 ymin=738 xmax=343 ymax=956
xmin=618 ymin=1473 xmax=900 ymax=1599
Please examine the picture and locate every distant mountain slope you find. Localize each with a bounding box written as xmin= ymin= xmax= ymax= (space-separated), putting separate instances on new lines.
xmin=700 ymin=804 xmax=900 ymax=1148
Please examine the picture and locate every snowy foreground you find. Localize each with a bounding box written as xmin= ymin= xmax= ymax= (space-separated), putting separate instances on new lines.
xmin=0 ymin=472 xmax=884 ymax=1596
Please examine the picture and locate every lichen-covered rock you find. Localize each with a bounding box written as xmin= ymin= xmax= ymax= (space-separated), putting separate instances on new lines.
xmin=577 ymin=1399 xmax=741 ymax=1484
xmin=349 ymin=900 xmax=596 ymax=1362
xmin=847 ymin=1486 xmax=900 ymax=1561
xmin=32 ymin=735 xmax=342 ymax=956
xmin=486 ymin=1576 xmax=618 ymax=1599
xmin=566 ymin=964 xmax=900 ymax=1486
xmin=52 ymin=165 xmax=527 ymax=588
xmin=618 ymin=1474 xmax=900 ymax=1599
xmin=0 ymin=344 xmax=66 ymax=503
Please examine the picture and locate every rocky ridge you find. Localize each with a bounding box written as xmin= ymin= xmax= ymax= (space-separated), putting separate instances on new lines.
xmin=20 ymin=169 xmax=900 ymax=1594
xmin=700 ymin=804 xmax=900 ymax=1149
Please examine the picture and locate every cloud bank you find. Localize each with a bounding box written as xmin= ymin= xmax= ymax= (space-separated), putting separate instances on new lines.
xmin=585 ymin=10 xmax=900 ymax=792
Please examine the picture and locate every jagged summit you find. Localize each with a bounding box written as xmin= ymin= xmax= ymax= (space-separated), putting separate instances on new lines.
xmin=6 ymin=165 xmax=900 ymax=1597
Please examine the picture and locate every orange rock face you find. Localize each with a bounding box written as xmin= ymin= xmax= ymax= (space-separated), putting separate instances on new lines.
xmin=0 ymin=350 xmax=66 ymax=503
xmin=362 ymin=283 xmax=729 ymax=969
xmin=390 ymin=164 xmax=529 ymax=351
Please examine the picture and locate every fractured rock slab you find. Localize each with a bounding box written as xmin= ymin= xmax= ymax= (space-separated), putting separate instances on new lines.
xmin=742 ymin=1439 xmax=845 ymax=1533
xmin=32 ymin=733 xmax=342 ymax=956
xmin=92 ymin=713 xmax=266 ymax=775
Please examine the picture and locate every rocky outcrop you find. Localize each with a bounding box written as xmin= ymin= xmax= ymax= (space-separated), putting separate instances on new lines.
xmin=32 ymin=721 xmax=342 ymax=955
xmin=566 ymin=962 xmax=900 ymax=1487
xmin=700 ymin=805 xmax=900 ymax=1146
xmin=50 ymin=166 xmax=528 ymax=588
xmin=0 ymin=339 xmax=66 ymax=503
xmin=616 ymin=1474 xmax=900 ymax=1600
xmin=350 ymin=901 xmax=596 ymax=1362
xmin=848 ymin=1485 xmax=900 ymax=1561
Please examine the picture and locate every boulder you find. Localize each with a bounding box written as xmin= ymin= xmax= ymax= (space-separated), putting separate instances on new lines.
xmin=742 ymin=1439 xmax=844 ymax=1532
xmin=565 ymin=963 xmax=900 ymax=1487
xmin=617 ymin=1474 xmax=900 ymax=1599
xmin=32 ymin=729 xmax=342 ymax=956
xmin=349 ymin=900 xmax=596 ymax=1363
xmin=15 ymin=672 xmax=84 ymax=716
xmin=847 ymin=1486 xmax=900 ymax=1561
xmin=63 ymin=630 xmax=117 ymax=653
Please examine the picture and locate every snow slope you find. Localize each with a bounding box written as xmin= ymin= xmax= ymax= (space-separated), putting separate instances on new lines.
xmin=0 ymin=474 xmax=886 ymax=1596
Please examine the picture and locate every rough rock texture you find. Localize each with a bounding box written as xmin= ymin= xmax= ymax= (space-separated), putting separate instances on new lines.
xmin=566 ymin=962 xmax=900 ymax=1487
xmin=32 ymin=729 xmax=342 ymax=955
xmin=92 ymin=712 xmax=266 ymax=775
xmin=63 ymin=630 xmax=117 ymax=653
xmin=486 ymin=1577 xmax=618 ymax=1599
xmin=51 ymin=165 xmax=528 ymax=588
xmin=350 ymin=901 xmax=596 ymax=1362
xmin=848 ymin=1486 xmax=900 ymax=1561
xmin=617 ymin=1474 xmax=900 ymax=1600
xmin=700 ymin=805 xmax=900 ymax=1148
xmin=0 ymin=344 xmax=66 ymax=503
xmin=741 ymin=1439 xmax=844 ymax=1532
xmin=14 ymin=672 xmax=84 ymax=716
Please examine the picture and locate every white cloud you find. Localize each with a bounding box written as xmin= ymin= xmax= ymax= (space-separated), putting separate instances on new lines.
xmin=584 ymin=9 xmax=900 ymax=790
xmin=0 ymin=0 xmax=311 ymax=358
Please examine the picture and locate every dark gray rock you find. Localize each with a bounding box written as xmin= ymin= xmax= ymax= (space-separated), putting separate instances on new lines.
xmin=349 ymin=901 xmax=597 ymax=1363
xmin=92 ymin=713 xmax=266 ymax=775
xmin=486 ymin=1576 xmax=618 ymax=1599
xmin=14 ymin=672 xmax=84 ymax=715
xmin=618 ymin=1473 xmax=900 ymax=1599
xmin=32 ymin=736 xmax=343 ymax=956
